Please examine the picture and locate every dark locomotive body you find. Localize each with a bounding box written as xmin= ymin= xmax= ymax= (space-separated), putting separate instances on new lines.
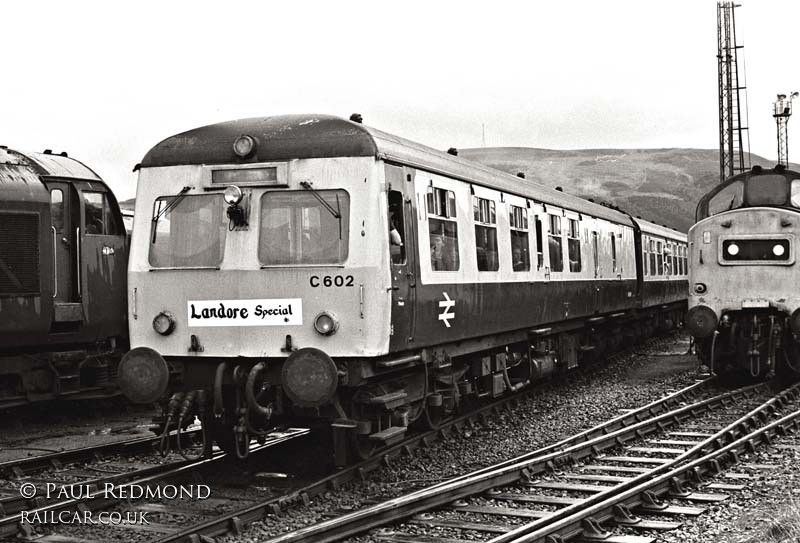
xmin=0 ymin=147 xmax=128 ymax=407
xmin=120 ymin=115 xmax=687 ymax=463
xmin=687 ymin=166 xmax=800 ymax=377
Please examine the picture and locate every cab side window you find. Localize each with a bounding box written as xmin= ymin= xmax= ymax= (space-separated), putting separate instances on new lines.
xmin=388 ymin=190 xmax=406 ymax=265
xmin=83 ymin=192 xmax=120 ymax=236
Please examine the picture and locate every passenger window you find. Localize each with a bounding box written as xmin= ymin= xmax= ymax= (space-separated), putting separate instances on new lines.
xmin=649 ymin=239 xmax=656 ymax=276
xmin=388 ymin=190 xmax=405 ymax=265
xmin=657 ymin=241 xmax=664 ymax=275
xmin=473 ymin=197 xmax=498 ymax=271
xmin=548 ymin=215 xmax=563 ymax=272
xmin=50 ymin=189 xmax=64 ymax=232
xmin=535 ymin=216 xmax=544 ymax=269
xmin=83 ymin=192 xmax=119 ymax=236
xmin=643 ymin=241 xmax=648 ymax=276
xmin=509 ymin=205 xmax=530 ymax=272
xmin=567 ymin=218 xmax=581 ymax=272
xmin=427 ymin=187 xmax=459 ymax=271
xmin=610 ymin=232 xmax=617 ymax=272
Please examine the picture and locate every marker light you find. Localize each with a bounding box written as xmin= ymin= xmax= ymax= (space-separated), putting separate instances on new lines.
xmin=224 ymin=185 xmax=243 ymax=205
xmin=153 ymin=312 xmax=176 ymax=336
xmin=694 ymin=283 xmax=707 ymax=294
xmin=313 ymin=312 xmax=339 ymax=336
xmin=727 ymin=243 xmax=739 ymax=256
xmin=703 ymin=231 xmax=711 ymax=244
xmin=233 ymin=135 xmax=255 ymax=157
xmin=773 ymin=244 xmax=786 ymax=257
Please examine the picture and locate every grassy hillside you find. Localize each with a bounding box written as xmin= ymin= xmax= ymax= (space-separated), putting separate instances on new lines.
xmin=460 ymin=147 xmax=792 ymax=232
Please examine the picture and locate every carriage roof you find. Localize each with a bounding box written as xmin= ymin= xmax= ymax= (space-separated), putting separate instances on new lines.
xmin=139 ymin=114 xmax=672 ymax=229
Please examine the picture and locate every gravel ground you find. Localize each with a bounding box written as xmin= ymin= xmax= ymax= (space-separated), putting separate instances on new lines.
xmin=11 ymin=334 xmax=800 ymax=543
xmin=223 ymin=334 xmax=706 ymax=542
xmin=660 ymin=424 xmax=800 ymax=543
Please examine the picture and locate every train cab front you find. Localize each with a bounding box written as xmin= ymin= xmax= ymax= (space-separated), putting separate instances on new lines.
xmin=687 ymin=166 xmax=800 ymax=377
xmin=120 ymin=117 xmax=391 ymax=461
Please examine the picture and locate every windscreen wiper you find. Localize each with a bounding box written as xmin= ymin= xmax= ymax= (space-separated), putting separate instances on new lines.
xmin=300 ymin=181 xmax=343 ymax=239
xmin=300 ymin=182 xmax=340 ymax=219
xmin=151 ymin=186 xmax=191 ymax=243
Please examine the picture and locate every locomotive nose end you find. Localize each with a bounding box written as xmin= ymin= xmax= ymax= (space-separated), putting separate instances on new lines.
xmin=686 ymin=305 xmax=718 ymax=338
xmin=118 ymin=347 xmax=170 ymax=404
xmin=281 ymin=347 xmax=339 ymax=408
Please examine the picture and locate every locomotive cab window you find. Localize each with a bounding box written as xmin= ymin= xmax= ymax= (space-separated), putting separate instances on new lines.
xmin=150 ymin=194 xmax=226 ymax=268
xmin=83 ymin=192 xmax=120 ymax=236
xmin=427 ymin=187 xmax=459 ymax=271
xmin=791 ymin=179 xmax=800 ymax=208
xmin=509 ymin=205 xmax=530 ymax=272
xmin=259 ymin=190 xmax=350 ymax=266
xmin=745 ymin=174 xmax=788 ymax=206
xmin=705 ymin=180 xmax=744 ymax=218
xmin=567 ymin=218 xmax=581 ymax=272
xmin=473 ymin=197 xmax=498 ymax=272
xmin=50 ymin=189 xmax=65 ymax=232
xmin=548 ymin=215 xmax=563 ymax=272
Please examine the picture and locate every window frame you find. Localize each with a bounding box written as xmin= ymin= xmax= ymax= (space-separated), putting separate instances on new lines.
xmin=509 ymin=204 xmax=530 ymax=272
xmin=427 ymin=187 xmax=460 ymax=271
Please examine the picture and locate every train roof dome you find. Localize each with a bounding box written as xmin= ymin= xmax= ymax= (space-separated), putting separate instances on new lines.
xmin=0 ymin=147 xmax=102 ymax=200
xmin=140 ymin=115 xmax=378 ymax=168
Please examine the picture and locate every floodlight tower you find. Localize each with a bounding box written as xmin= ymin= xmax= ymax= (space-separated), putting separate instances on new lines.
xmin=717 ymin=2 xmax=749 ymax=183
xmin=773 ymin=92 xmax=798 ymax=167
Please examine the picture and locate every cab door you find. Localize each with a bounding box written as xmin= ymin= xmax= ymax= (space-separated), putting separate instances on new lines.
xmin=76 ymin=184 xmax=127 ymax=337
xmin=45 ymin=181 xmax=81 ymax=322
xmin=386 ymin=165 xmax=417 ymax=351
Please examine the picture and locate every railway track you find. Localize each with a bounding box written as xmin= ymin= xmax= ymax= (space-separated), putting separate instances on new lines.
xmin=0 ymin=430 xmax=198 ymax=479
xmin=258 ymin=380 xmax=800 ymax=543
xmin=0 ymin=428 xmax=309 ymax=540
xmin=1 ymin=333 xmax=699 ymax=542
xmin=146 ymin=356 xmax=714 ymax=542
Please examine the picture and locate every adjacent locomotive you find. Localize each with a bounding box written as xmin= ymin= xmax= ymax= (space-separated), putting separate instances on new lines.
xmin=0 ymin=147 xmax=128 ymax=407
xmin=686 ymin=165 xmax=800 ymax=377
xmin=119 ymin=115 xmax=687 ymax=463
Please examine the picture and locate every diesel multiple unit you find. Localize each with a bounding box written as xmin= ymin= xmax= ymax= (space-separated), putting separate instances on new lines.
xmin=118 ymin=115 xmax=687 ymax=463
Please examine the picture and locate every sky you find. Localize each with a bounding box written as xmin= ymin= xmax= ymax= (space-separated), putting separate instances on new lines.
xmin=1 ymin=0 xmax=798 ymax=200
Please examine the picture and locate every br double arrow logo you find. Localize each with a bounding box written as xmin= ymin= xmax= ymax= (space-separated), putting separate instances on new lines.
xmin=438 ymin=292 xmax=455 ymax=328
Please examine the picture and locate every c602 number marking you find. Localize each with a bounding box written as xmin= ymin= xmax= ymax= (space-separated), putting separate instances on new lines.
xmin=310 ymin=275 xmax=355 ymax=288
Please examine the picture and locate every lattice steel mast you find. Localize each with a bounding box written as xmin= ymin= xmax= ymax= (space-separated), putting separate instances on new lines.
xmin=717 ymin=2 xmax=749 ymax=183
xmin=773 ymin=92 xmax=798 ymax=167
